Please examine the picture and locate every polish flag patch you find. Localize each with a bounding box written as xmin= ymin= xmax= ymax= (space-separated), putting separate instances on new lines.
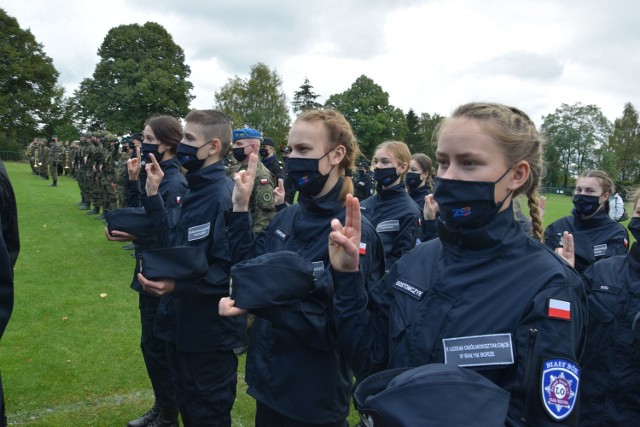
xmin=548 ymin=299 xmax=571 ymax=321
xmin=260 ymin=178 xmax=268 ymax=185
xmin=359 ymin=242 xmax=367 ymax=255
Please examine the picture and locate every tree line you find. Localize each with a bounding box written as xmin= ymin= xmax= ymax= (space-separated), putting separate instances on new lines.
xmin=2 ymin=9 xmax=640 ymax=187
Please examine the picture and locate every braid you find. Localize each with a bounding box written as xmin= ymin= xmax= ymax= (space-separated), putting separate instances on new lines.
xmin=527 ymin=190 xmax=544 ymax=241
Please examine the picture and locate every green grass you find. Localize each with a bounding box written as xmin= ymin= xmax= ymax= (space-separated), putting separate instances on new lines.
xmin=0 ymin=163 xmax=631 ymax=426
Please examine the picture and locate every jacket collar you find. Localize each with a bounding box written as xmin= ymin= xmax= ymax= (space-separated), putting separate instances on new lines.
xmin=298 ymin=179 xmax=345 ymax=215
xmin=185 ymin=160 xmax=226 ymax=189
xmin=376 ymin=183 xmax=408 ymax=201
xmin=437 ymin=205 xmax=524 ymax=255
xmin=572 ymin=207 xmax=612 ymax=228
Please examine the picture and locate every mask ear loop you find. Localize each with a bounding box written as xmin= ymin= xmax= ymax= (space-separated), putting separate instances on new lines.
xmin=495 ymin=168 xmax=514 ymax=210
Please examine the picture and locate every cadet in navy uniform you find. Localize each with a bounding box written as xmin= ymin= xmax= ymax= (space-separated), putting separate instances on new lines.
xmin=0 ymin=158 xmax=19 ymax=427
xmin=361 ymin=141 xmax=421 ymax=269
xmin=219 ymin=109 xmax=385 ymax=427
xmin=354 ymin=161 xmax=375 ymax=201
xmin=136 ymin=110 xmax=243 ymax=427
xmin=329 ymin=103 xmax=587 ymax=426
xmin=545 ymin=170 xmax=628 ymax=275
xmin=406 ymin=153 xmax=434 ymax=211
xmin=259 ymin=137 xmax=285 ymax=183
xmin=578 ymin=187 xmax=640 ymax=426
xmin=108 ymin=116 xmax=187 ymax=427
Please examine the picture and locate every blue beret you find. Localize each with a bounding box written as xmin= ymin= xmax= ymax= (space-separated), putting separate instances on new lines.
xmin=233 ymin=127 xmax=261 ymax=142
xmin=354 ymin=364 xmax=510 ymax=427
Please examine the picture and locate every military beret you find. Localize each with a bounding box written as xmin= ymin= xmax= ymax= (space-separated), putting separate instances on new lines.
xmin=230 ymin=251 xmax=316 ymax=309
xmin=138 ymin=246 xmax=208 ymax=280
xmin=233 ymin=127 xmax=261 ymax=142
xmin=105 ymin=208 xmax=155 ymax=238
xmin=131 ymin=133 xmax=144 ymax=142
xmin=261 ymin=137 xmax=275 ymax=147
xmin=354 ymin=363 xmax=510 ymax=427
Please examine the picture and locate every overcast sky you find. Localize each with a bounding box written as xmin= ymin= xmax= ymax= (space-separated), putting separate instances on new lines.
xmin=3 ymin=0 xmax=640 ymax=126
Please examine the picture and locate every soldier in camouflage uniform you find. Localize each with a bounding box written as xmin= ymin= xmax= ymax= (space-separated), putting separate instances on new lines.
xmin=114 ymin=139 xmax=132 ymax=209
xmin=97 ymin=135 xmax=120 ymax=220
xmin=37 ymin=140 xmax=49 ymax=180
xmin=48 ymin=136 xmax=62 ymax=187
xmin=86 ymin=134 xmax=103 ymax=215
xmin=230 ymin=128 xmax=276 ymax=234
xmin=76 ymin=136 xmax=91 ymax=209
xmin=26 ymin=140 xmax=37 ymax=174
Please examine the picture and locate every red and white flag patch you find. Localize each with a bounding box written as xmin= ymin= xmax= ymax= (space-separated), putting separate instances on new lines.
xmin=260 ymin=178 xmax=268 ymax=185
xmin=548 ymin=298 xmax=571 ymax=320
xmin=359 ymin=242 xmax=367 ymax=255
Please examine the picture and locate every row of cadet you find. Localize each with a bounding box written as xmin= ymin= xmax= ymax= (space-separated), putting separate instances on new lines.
xmin=100 ymin=105 xmax=638 ymax=427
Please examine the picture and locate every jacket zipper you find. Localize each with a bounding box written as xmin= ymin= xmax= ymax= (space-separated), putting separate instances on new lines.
xmin=520 ymin=328 xmax=538 ymax=423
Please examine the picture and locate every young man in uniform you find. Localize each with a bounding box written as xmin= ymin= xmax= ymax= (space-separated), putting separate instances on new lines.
xmin=138 ymin=110 xmax=243 ymax=427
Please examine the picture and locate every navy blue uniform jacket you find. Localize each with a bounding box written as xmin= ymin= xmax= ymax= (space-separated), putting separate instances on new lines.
xmin=226 ymin=180 xmax=385 ymax=424
xmin=0 ymin=159 xmax=18 ymax=338
xmin=360 ymin=183 xmax=421 ymax=269
xmin=128 ymin=157 xmax=188 ymax=293
xmin=544 ymin=209 xmax=628 ymax=274
xmin=143 ymin=160 xmax=243 ymax=352
xmin=579 ymin=243 xmax=640 ymax=425
xmin=332 ymin=206 xmax=587 ymax=426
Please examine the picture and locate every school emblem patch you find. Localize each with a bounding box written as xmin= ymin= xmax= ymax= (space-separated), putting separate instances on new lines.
xmin=541 ymin=358 xmax=579 ymax=421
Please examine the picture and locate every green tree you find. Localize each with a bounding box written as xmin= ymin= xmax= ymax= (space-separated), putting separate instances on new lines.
xmin=0 ymin=8 xmax=59 ymax=147
xmin=419 ymin=112 xmax=445 ymax=161
xmin=291 ymin=77 xmax=322 ymax=114
xmin=72 ymin=22 xmax=193 ymax=133
xmin=324 ymin=75 xmax=407 ymax=158
xmin=405 ymin=109 xmax=421 ymax=153
xmin=609 ymin=102 xmax=640 ymax=183
xmin=541 ymin=103 xmax=612 ymax=186
xmin=215 ymin=63 xmax=291 ymax=147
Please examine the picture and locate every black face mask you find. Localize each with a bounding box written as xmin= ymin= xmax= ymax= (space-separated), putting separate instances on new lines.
xmin=406 ymin=172 xmax=423 ymax=190
xmin=176 ymin=141 xmax=210 ymax=173
xmin=259 ymin=148 xmax=270 ymax=159
xmin=373 ymin=167 xmax=399 ymax=187
xmin=573 ymin=194 xmax=601 ymax=218
xmin=232 ymin=147 xmax=248 ymax=162
xmin=141 ymin=143 xmax=164 ymax=163
xmin=285 ymin=150 xmax=334 ymax=197
xmin=628 ymin=217 xmax=640 ymax=242
xmin=433 ymin=170 xmax=511 ymax=229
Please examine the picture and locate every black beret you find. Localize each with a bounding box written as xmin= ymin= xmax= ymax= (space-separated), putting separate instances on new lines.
xmin=354 ymin=364 xmax=510 ymax=427
xmin=261 ymin=137 xmax=275 ymax=147
xmin=139 ymin=246 xmax=208 ymax=280
xmin=230 ymin=251 xmax=316 ymax=309
xmin=106 ymin=208 xmax=154 ymax=238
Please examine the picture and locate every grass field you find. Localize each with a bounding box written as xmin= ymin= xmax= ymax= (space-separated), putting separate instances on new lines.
xmin=0 ymin=162 xmax=632 ymax=426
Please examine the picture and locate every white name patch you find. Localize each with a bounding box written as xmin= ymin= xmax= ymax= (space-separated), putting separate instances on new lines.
xmin=443 ymin=333 xmax=514 ymax=367
xmin=188 ymin=222 xmax=210 ymax=242
xmin=376 ymin=220 xmax=400 ymax=233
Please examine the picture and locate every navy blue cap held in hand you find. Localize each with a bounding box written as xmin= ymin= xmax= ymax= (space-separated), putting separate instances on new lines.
xmin=353 ymin=363 xmax=510 ymax=427
xmin=230 ymin=250 xmax=316 ymax=309
xmin=106 ymin=208 xmax=154 ymax=238
xmin=139 ymin=246 xmax=208 ymax=280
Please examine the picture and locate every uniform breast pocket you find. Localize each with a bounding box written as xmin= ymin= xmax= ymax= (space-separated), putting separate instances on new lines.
xmin=613 ymin=292 xmax=640 ymax=369
xmin=388 ymin=289 xmax=456 ymax=367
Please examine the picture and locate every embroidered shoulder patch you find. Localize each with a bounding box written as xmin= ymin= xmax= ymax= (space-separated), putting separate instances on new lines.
xmin=541 ymin=358 xmax=580 ymax=421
